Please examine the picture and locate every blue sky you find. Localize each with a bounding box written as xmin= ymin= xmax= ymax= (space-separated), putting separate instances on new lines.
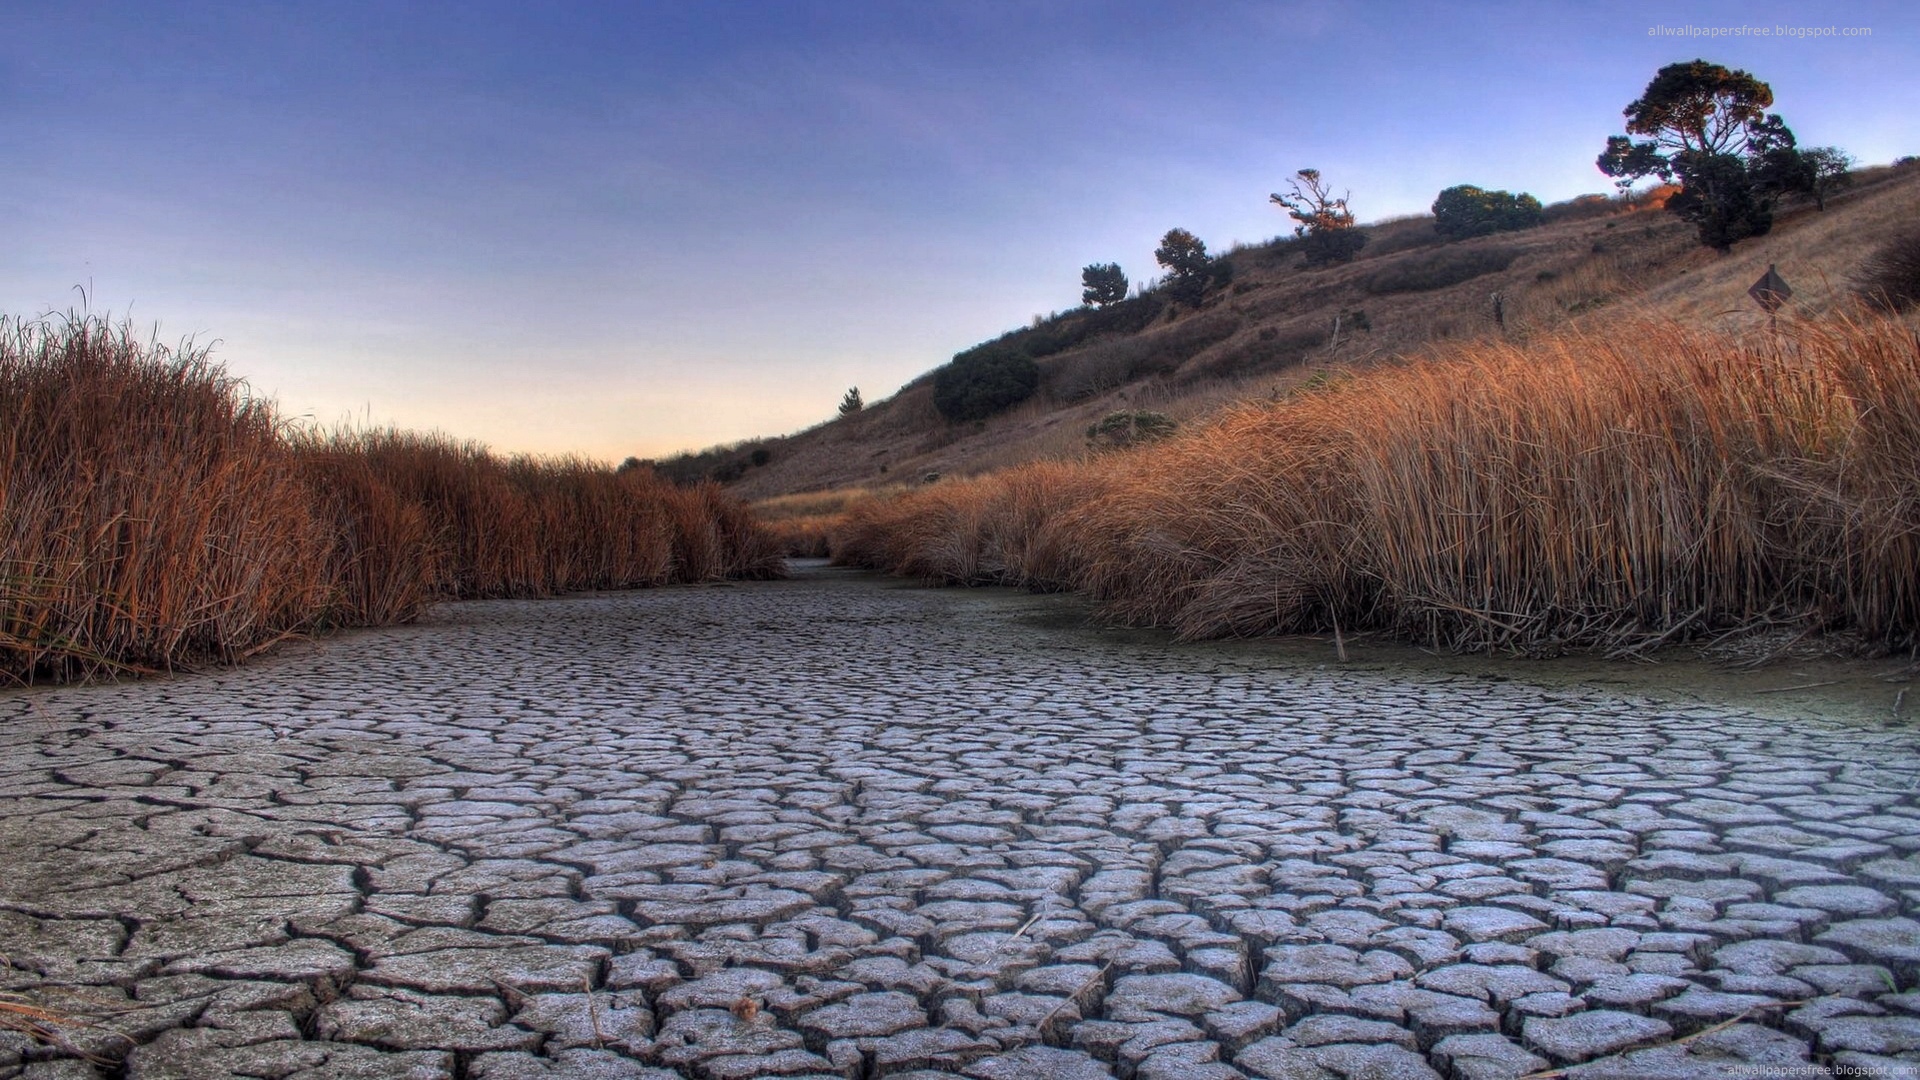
xmin=3 ymin=1 xmax=1912 ymax=460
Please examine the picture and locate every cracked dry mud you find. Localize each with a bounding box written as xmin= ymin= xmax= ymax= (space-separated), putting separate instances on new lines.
xmin=3 ymin=564 xmax=1919 ymax=1080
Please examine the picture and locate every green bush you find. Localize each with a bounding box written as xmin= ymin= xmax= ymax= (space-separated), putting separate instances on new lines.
xmin=933 ymin=343 xmax=1040 ymax=423
xmin=1432 ymin=185 xmax=1544 ymax=238
xmin=1365 ymin=246 xmax=1520 ymax=295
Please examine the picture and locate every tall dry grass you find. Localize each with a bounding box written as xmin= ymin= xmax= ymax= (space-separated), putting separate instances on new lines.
xmin=836 ymin=314 xmax=1920 ymax=654
xmin=1 ymin=314 xmax=332 ymax=679
xmin=2 ymin=313 xmax=784 ymax=684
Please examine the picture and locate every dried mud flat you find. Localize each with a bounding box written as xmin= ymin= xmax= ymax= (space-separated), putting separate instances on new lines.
xmin=2 ymin=563 xmax=1918 ymax=1080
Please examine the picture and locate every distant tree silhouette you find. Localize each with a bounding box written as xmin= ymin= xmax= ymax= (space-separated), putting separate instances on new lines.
xmin=1271 ymin=169 xmax=1366 ymax=266
xmin=1598 ymin=59 xmax=1800 ymax=251
xmin=1154 ymin=229 xmax=1213 ymax=303
xmin=838 ymin=386 xmax=863 ymax=416
xmin=1432 ymin=185 xmax=1544 ymax=238
xmin=1081 ymin=263 xmax=1129 ymax=307
xmin=1794 ymin=146 xmax=1855 ymax=211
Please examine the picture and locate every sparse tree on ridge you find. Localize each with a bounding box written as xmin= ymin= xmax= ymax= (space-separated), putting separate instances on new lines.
xmin=838 ymin=386 xmax=863 ymax=416
xmin=1795 ymin=146 xmax=1855 ymax=211
xmin=1271 ymin=169 xmax=1367 ymax=266
xmin=1597 ymin=59 xmax=1801 ymax=251
xmin=1081 ymin=263 xmax=1129 ymax=307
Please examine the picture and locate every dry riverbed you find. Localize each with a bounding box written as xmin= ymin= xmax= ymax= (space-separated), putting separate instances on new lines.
xmin=2 ymin=562 xmax=1917 ymax=1079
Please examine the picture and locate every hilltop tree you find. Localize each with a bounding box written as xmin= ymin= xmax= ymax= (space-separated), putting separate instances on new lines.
xmin=1598 ymin=59 xmax=1800 ymax=251
xmin=838 ymin=386 xmax=863 ymax=416
xmin=1432 ymin=185 xmax=1544 ymax=238
xmin=1081 ymin=263 xmax=1129 ymax=307
xmin=1271 ymin=169 xmax=1366 ymax=266
xmin=1154 ymin=229 xmax=1214 ymax=303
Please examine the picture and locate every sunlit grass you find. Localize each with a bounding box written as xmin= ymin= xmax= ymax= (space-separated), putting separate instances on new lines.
xmin=832 ymin=313 xmax=1920 ymax=655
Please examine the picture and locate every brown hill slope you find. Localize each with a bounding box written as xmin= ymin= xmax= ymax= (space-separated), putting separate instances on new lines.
xmin=669 ymin=165 xmax=1919 ymax=501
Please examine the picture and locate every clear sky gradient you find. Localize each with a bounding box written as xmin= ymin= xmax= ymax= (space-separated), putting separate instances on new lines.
xmin=4 ymin=1 xmax=1912 ymax=461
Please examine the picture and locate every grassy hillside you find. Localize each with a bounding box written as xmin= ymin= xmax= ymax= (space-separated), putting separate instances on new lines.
xmin=732 ymin=163 xmax=1920 ymax=656
xmin=830 ymin=313 xmax=1920 ymax=656
xmin=671 ymin=164 xmax=1919 ymax=501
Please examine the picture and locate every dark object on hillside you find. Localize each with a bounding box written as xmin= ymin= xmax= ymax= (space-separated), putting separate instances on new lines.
xmin=933 ymin=343 xmax=1040 ymax=423
xmin=1081 ymin=263 xmax=1128 ymax=307
xmin=1271 ymin=169 xmax=1367 ymax=267
xmin=1155 ymin=229 xmax=1217 ymax=304
xmin=1749 ymin=264 xmax=1792 ymax=314
xmin=1793 ymin=147 xmax=1854 ymax=211
xmin=1857 ymin=229 xmax=1920 ymax=312
xmin=1432 ymin=185 xmax=1543 ymax=238
xmin=1597 ymin=59 xmax=1804 ymax=252
xmin=838 ymin=386 xmax=863 ymax=416
xmin=1086 ymin=410 xmax=1178 ymax=449
xmin=1364 ymin=246 xmax=1519 ymax=295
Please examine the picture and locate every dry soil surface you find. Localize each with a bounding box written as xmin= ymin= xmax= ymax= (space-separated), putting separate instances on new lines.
xmin=3 ymin=563 xmax=1918 ymax=1079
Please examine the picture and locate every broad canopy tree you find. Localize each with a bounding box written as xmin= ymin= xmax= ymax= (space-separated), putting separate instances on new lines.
xmin=1432 ymin=185 xmax=1544 ymax=238
xmin=1598 ymin=59 xmax=1803 ymax=251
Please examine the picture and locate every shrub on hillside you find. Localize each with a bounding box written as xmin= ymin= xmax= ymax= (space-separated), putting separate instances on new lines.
xmin=1365 ymin=246 xmax=1520 ymax=295
xmin=1857 ymin=228 xmax=1920 ymax=312
xmin=1051 ymin=337 xmax=1170 ymax=401
xmin=1271 ymin=169 xmax=1368 ymax=267
xmin=933 ymin=343 xmax=1040 ymax=423
xmin=1432 ymin=185 xmax=1544 ymax=238
xmin=1087 ymin=411 xmax=1177 ymax=449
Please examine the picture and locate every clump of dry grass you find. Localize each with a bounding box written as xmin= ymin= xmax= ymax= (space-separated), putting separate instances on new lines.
xmin=1 ymin=312 xmax=784 ymax=684
xmin=837 ymin=314 xmax=1920 ymax=655
xmin=834 ymin=462 xmax=1114 ymax=590
xmin=1 ymin=313 xmax=333 ymax=680
xmin=1857 ymin=227 xmax=1920 ymax=312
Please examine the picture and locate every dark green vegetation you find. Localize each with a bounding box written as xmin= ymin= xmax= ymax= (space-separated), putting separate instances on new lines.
xmin=1080 ymin=262 xmax=1128 ymax=307
xmin=1858 ymin=228 xmax=1920 ymax=311
xmin=1432 ymin=185 xmax=1545 ymax=238
xmin=1598 ymin=58 xmax=1838 ymax=251
xmin=1365 ymin=246 xmax=1522 ymax=295
xmin=1085 ymin=410 xmax=1178 ymax=449
xmin=933 ymin=342 xmax=1041 ymax=423
xmin=1272 ymin=168 xmax=1368 ymax=267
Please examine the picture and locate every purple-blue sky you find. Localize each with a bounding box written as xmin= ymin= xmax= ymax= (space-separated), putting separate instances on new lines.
xmin=4 ymin=2 xmax=1912 ymax=460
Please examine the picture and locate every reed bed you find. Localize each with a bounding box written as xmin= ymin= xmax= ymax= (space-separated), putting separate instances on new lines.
xmin=1 ymin=313 xmax=784 ymax=684
xmin=835 ymin=315 xmax=1920 ymax=654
